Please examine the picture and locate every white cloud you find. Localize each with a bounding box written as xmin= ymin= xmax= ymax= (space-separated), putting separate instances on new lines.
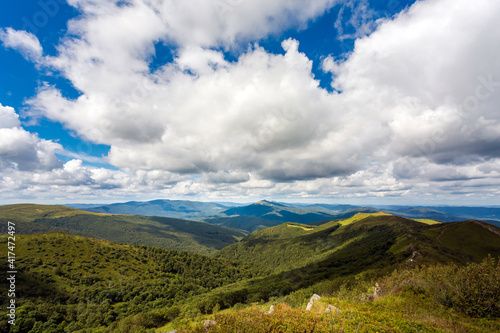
xmin=0 ymin=104 xmax=62 ymax=171
xmin=0 ymin=28 xmax=43 ymax=62
xmin=326 ymin=0 xmax=500 ymax=163
xmin=31 ymin=38 xmax=370 ymax=181
xmin=334 ymin=0 xmax=379 ymax=41
xmin=147 ymin=0 xmax=338 ymax=48
xmin=0 ymin=104 xmax=21 ymax=128
xmin=3 ymin=0 xmax=500 ymax=203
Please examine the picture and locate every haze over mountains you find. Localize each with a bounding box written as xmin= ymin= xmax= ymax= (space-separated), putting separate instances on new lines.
xmin=0 ymin=204 xmax=245 ymax=254
xmin=72 ymin=199 xmax=500 ymax=231
xmin=74 ymin=200 xmax=230 ymax=221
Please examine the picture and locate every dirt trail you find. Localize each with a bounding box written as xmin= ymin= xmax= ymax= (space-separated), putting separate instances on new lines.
xmin=436 ymin=225 xmax=450 ymax=245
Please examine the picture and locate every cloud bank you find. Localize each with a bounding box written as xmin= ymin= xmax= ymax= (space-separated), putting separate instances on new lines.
xmin=1 ymin=0 xmax=500 ymax=204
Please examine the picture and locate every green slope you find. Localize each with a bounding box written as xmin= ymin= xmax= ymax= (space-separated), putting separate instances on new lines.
xmin=0 ymin=204 xmax=246 ymax=254
xmin=0 ymin=233 xmax=256 ymax=332
xmin=219 ymin=200 xmax=338 ymax=224
xmin=1 ymin=212 xmax=499 ymax=332
xmin=204 ymin=215 xmax=282 ymax=233
xmin=0 ymin=204 xmax=111 ymax=222
xmin=184 ymin=213 xmax=500 ymax=331
xmin=217 ymin=213 xmax=500 ymax=274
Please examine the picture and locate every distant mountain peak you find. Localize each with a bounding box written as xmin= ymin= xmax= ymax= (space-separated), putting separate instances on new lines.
xmin=255 ymin=200 xmax=286 ymax=207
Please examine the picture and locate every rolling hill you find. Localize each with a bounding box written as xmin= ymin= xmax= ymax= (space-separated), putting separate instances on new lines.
xmin=0 ymin=233 xmax=256 ymax=332
xmin=211 ymin=200 xmax=344 ymax=232
xmin=1 ymin=210 xmax=499 ymax=332
xmin=217 ymin=212 xmax=500 ymax=274
xmin=204 ymin=215 xmax=282 ymax=233
xmin=80 ymin=199 xmax=229 ymax=220
xmin=63 ymin=199 xmax=500 ymax=230
xmin=192 ymin=213 xmax=500 ymax=332
xmin=0 ymin=204 xmax=245 ymax=254
xmin=220 ymin=200 xmax=337 ymax=223
xmin=213 ymin=200 xmax=500 ymax=231
xmin=0 ymin=203 xmax=111 ymax=222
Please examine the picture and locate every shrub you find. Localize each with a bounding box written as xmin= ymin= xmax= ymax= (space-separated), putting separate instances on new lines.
xmin=208 ymin=303 xmax=332 ymax=333
xmin=451 ymin=256 xmax=500 ymax=317
xmin=380 ymin=256 xmax=500 ymax=318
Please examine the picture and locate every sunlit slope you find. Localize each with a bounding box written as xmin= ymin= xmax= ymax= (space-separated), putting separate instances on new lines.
xmin=0 ymin=204 xmax=245 ymax=254
xmin=217 ymin=212 xmax=500 ymax=273
xmin=0 ymin=203 xmax=111 ymax=222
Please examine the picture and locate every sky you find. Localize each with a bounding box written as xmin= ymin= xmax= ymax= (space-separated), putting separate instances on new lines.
xmin=0 ymin=0 xmax=499 ymax=205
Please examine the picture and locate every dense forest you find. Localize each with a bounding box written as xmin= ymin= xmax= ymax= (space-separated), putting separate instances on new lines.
xmin=0 ymin=233 xmax=257 ymax=332
xmin=1 ymin=206 xmax=500 ymax=332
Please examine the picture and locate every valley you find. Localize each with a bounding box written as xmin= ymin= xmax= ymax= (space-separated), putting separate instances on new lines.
xmin=1 ymin=202 xmax=500 ymax=332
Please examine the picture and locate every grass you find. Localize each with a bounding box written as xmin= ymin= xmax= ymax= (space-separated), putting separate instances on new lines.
xmin=337 ymin=212 xmax=393 ymax=226
xmin=286 ymin=224 xmax=314 ymax=231
xmin=173 ymin=258 xmax=500 ymax=332
xmin=174 ymin=295 xmax=500 ymax=332
xmin=217 ymin=213 xmax=456 ymax=274
xmin=0 ymin=204 xmax=111 ymax=222
xmin=414 ymin=218 xmax=442 ymax=225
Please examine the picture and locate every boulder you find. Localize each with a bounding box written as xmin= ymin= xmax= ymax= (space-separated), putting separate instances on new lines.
xmin=306 ymin=294 xmax=321 ymax=311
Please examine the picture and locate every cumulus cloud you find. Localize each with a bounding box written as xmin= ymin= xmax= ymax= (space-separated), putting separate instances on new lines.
xmin=3 ymin=0 xmax=500 ymax=203
xmin=31 ymin=37 xmax=371 ymax=181
xmin=0 ymin=28 xmax=43 ymax=62
xmin=0 ymin=104 xmax=62 ymax=171
xmin=325 ymin=0 xmax=500 ymax=164
xmin=0 ymin=104 xmax=21 ymax=128
xmin=146 ymin=0 xmax=338 ymax=48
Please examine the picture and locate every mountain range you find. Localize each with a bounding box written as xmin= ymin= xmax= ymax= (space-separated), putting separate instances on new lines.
xmin=67 ymin=199 xmax=500 ymax=232
xmin=79 ymin=199 xmax=230 ymax=220
xmin=1 ymin=203 xmax=500 ymax=332
xmin=0 ymin=204 xmax=245 ymax=254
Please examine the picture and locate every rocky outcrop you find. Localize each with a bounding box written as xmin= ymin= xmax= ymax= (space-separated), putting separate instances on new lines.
xmin=306 ymin=294 xmax=321 ymax=311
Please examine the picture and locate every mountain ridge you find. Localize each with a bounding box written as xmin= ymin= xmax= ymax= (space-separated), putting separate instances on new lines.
xmin=58 ymin=199 xmax=500 ymax=229
xmin=0 ymin=204 xmax=245 ymax=254
xmin=216 ymin=212 xmax=500 ymax=274
xmin=1 ymin=207 xmax=500 ymax=332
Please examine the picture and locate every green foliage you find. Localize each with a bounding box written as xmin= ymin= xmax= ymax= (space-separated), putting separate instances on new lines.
xmin=452 ymin=256 xmax=500 ymax=317
xmin=177 ymin=259 xmax=500 ymax=333
xmin=426 ymin=221 xmax=500 ymax=260
xmin=0 ymin=204 xmax=246 ymax=254
xmin=178 ymin=296 xmax=500 ymax=333
xmin=0 ymin=233 xmax=256 ymax=332
xmin=205 ymin=303 xmax=333 ymax=333
xmin=205 ymin=215 xmax=280 ymax=233
xmin=1 ymin=210 xmax=500 ymax=332
xmin=217 ymin=214 xmax=420 ymax=274
xmin=0 ymin=204 xmax=107 ymax=222
xmin=380 ymin=256 xmax=500 ymax=318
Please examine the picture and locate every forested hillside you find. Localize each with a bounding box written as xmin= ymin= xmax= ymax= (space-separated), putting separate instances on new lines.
xmin=0 ymin=204 xmax=245 ymax=254
xmin=1 ymin=209 xmax=500 ymax=332
xmin=217 ymin=212 xmax=500 ymax=273
xmin=0 ymin=233 xmax=257 ymax=332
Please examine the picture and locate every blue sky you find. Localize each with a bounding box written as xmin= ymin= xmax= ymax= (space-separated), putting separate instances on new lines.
xmin=1 ymin=0 xmax=499 ymax=205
